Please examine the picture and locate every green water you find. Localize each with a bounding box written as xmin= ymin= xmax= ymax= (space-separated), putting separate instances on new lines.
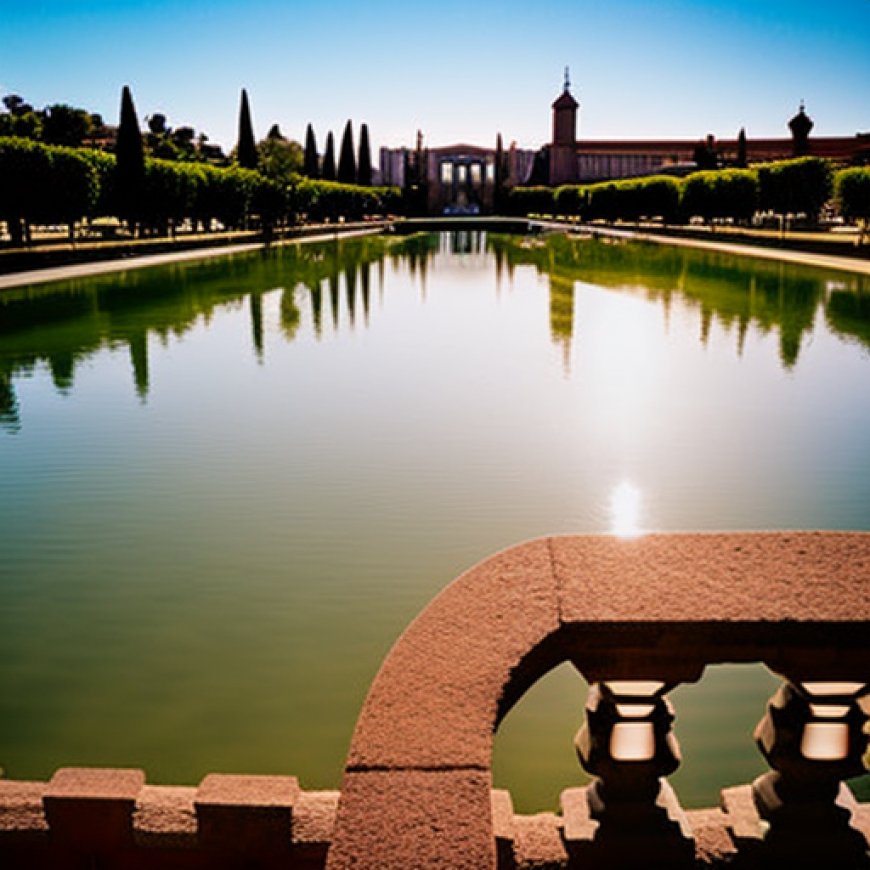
xmin=1 ymin=231 xmax=869 ymax=811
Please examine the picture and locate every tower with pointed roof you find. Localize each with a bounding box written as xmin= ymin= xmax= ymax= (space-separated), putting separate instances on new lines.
xmin=550 ymin=67 xmax=579 ymax=185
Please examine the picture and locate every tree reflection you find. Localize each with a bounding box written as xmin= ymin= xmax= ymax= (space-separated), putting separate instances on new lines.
xmin=488 ymin=233 xmax=870 ymax=372
xmin=0 ymin=236 xmax=404 ymax=429
xmin=2 ymin=231 xmax=868 ymax=432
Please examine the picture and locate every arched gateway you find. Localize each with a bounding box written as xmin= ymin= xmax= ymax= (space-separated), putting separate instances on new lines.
xmin=327 ymin=533 xmax=870 ymax=869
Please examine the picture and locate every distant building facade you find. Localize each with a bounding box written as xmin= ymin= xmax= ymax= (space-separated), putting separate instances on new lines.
xmin=549 ymin=82 xmax=870 ymax=186
xmin=380 ymin=82 xmax=869 ymax=214
xmin=380 ymin=135 xmax=536 ymax=215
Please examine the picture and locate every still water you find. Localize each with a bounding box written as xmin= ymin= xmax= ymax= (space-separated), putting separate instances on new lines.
xmin=1 ymin=231 xmax=869 ymax=811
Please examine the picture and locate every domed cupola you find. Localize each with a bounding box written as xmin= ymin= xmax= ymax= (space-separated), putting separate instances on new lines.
xmin=788 ymin=101 xmax=814 ymax=156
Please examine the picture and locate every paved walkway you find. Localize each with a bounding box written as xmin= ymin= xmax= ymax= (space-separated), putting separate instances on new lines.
xmin=542 ymin=222 xmax=870 ymax=276
xmin=2 ymin=220 xmax=869 ymax=293
xmin=0 ymin=227 xmax=383 ymax=292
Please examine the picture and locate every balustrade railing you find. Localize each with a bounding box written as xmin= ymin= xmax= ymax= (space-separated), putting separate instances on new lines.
xmin=1 ymin=533 xmax=868 ymax=869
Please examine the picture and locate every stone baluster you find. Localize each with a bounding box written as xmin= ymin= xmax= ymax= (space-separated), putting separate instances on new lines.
xmin=574 ymin=680 xmax=694 ymax=866
xmin=753 ymin=680 xmax=870 ymax=866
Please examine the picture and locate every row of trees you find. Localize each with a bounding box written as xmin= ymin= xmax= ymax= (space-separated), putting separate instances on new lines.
xmin=0 ymin=93 xmax=108 ymax=147
xmin=1 ymin=84 xmax=395 ymax=244
xmin=0 ymin=87 xmax=378 ymax=187
xmin=235 ymin=90 xmax=373 ymax=185
xmin=301 ymin=120 xmax=372 ymax=185
xmin=508 ymin=157 xmax=870 ymax=228
xmin=0 ymin=134 xmax=398 ymax=245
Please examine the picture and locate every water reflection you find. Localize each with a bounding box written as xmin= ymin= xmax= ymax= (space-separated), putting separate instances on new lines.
xmin=2 ymin=231 xmax=870 ymax=433
xmin=609 ymin=481 xmax=644 ymax=538
xmin=490 ymin=234 xmax=870 ymax=372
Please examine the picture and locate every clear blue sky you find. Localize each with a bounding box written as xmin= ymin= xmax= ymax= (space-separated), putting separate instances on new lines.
xmin=2 ymin=0 xmax=869 ymax=154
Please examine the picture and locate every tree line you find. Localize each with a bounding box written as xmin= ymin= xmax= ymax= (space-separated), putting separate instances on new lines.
xmin=0 ymin=86 xmax=396 ymax=245
xmin=507 ymin=157 xmax=870 ymax=232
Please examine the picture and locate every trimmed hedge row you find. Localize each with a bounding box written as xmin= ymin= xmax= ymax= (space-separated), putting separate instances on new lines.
xmin=508 ymin=157 xmax=862 ymax=227
xmin=0 ymin=136 xmax=400 ymax=244
xmin=293 ymin=179 xmax=402 ymax=223
xmin=835 ymin=167 xmax=870 ymax=225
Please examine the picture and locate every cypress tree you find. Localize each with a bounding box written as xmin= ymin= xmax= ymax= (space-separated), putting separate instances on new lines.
xmin=322 ymin=131 xmax=336 ymax=181
xmin=495 ymin=132 xmax=505 ymax=211
xmin=304 ymin=123 xmax=319 ymax=178
xmin=736 ymin=127 xmax=748 ymax=168
xmin=357 ymin=123 xmax=372 ymax=186
xmin=115 ymin=85 xmax=145 ymax=227
xmin=337 ymin=120 xmax=356 ymax=184
xmin=236 ymin=88 xmax=258 ymax=169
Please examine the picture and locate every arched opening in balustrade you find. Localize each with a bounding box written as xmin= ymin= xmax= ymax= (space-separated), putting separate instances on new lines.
xmin=491 ymin=661 xmax=588 ymax=813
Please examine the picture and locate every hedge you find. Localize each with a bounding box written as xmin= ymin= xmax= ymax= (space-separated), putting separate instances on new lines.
xmin=835 ymin=167 xmax=870 ymax=224
xmin=510 ymin=158 xmax=836 ymax=227
xmin=0 ymin=136 xmax=399 ymax=244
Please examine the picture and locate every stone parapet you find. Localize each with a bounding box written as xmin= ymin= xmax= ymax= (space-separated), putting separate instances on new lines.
xmin=2 ymin=533 xmax=869 ymax=867
xmin=0 ymin=770 xmax=867 ymax=868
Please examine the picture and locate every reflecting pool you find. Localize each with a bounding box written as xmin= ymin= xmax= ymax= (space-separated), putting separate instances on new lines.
xmin=1 ymin=231 xmax=869 ymax=811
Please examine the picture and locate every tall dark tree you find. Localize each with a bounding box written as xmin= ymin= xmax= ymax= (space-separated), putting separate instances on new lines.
xmin=236 ymin=88 xmax=258 ymax=169
xmin=736 ymin=127 xmax=748 ymax=168
xmin=495 ymin=132 xmax=506 ymax=211
xmin=115 ymin=85 xmax=145 ymax=227
xmin=304 ymin=123 xmax=319 ymax=178
xmin=322 ymin=131 xmax=336 ymax=181
xmin=337 ymin=120 xmax=356 ymax=184
xmin=357 ymin=123 xmax=372 ymax=186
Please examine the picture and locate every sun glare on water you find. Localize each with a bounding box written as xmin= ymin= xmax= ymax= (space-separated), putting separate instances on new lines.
xmin=609 ymin=480 xmax=644 ymax=538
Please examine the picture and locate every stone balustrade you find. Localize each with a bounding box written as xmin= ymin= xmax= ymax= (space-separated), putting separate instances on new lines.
xmin=2 ymin=533 xmax=869 ymax=868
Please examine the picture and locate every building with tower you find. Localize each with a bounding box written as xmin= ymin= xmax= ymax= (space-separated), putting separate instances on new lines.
xmin=380 ymin=77 xmax=869 ymax=214
xmin=549 ymin=77 xmax=869 ymax=186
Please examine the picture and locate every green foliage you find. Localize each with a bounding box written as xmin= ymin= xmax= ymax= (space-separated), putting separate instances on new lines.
xmin=42 ymin=104 xmax=93 ymax=147
xmin=834 ymin=167 xmax=870 ymax=223
xmin=635 ymin=176 xmax=681 ymax=223
xmin=251 ymin=176 xmax=288 ymax=233
xmin=757 ymin=157 xmax=832 ymax=221
xmin=140 ymin=158 xmax=207 ymax=232
xmin=236 ymin=89 xmax=258 ymax=170
xmin=0 ymin=138 xmax=97 ymax=240
xmin=257 ymin=135 xmax=303 ymax=183
xmin=554 ymin=185 xmax=585 ymax=217
xmin=0 ymin=137 xmax=52 ymax=241
xmin=293 ymin=178 xmax=398 ymax=222
xmin=45 ymin=147 xmax=99 ymax=224
xmin=0 ymin=109 xmax=43 ymax=140
xmin=337 ymin=121 xmax=356 ymax=184
xmin=582 ymin=182 xmax=616 ymax=221
xmin=76 ymin=148 xmax=116 ymax=216
xmin=583 ymin=176 xmax=681 ymax=223
xmin=680 ymin=169 xmax=757 ymax=223
xmin=505 ymin=186 xmax=555 ymax=216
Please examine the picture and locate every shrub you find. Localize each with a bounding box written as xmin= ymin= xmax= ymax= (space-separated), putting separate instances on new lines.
xmin=835 ymin=167 xmax=870 ymax=224
xmin=757 ymin=157 xmax=832 ymax=221
xmin=680 ymin=169 xmax=757 ymax=223
xmin=506 ymin=186 xmax=555 ymax=216
xmin=554 ymin=185 xmax=585 ymax=217
xmin=0 ymin=137 xmax=52 ymax=243
xmin=293 ymin=178 xmax=397 ymax=222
